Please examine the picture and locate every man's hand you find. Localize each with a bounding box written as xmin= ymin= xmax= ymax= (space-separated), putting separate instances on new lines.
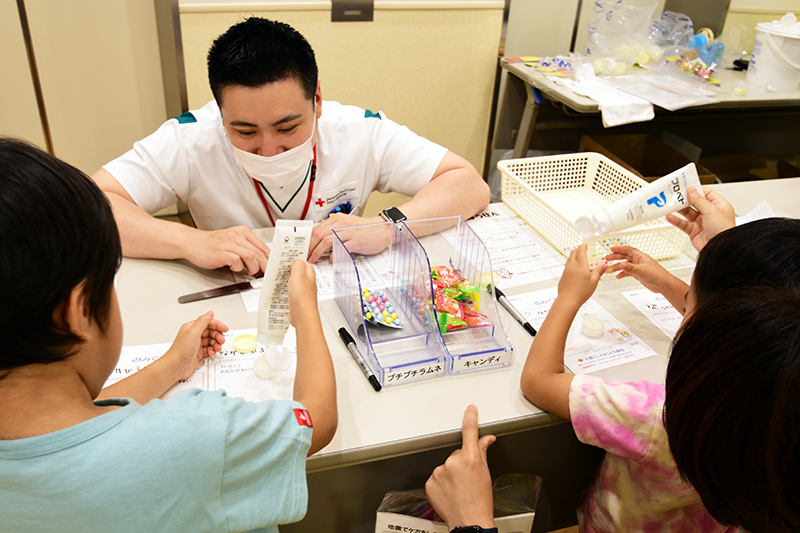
xmin=307 ymin=213 xmax=385 ymax=263
xmin=182 ymin=226 xmax=270 ymax=275
xmin=557 ymin=244 xmax=607 ymax=308
xmin=163 ymin=311 xmax=229 ymax=381
xmin=666 ymin=187 xmax=735 ymax=252
xmin=425 ymin=405 xmax=496 ymax=530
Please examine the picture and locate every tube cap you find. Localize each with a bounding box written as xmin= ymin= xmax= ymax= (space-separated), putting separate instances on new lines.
xmin=592 ymin=210 xmax=614 ymax=237
xmin=575 ymin=216 xmax=597 ymax=239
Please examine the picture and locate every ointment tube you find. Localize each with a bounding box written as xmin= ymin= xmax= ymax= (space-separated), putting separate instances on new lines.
xmin=257 ymin=220 xmax=314 ymax=347
xmin=575 ymin=163 xmax=703 ymax=238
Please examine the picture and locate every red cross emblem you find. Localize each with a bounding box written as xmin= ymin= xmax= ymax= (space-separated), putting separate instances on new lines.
xmin=293 ymin=408 xmax=313 ymax=427
xmin=315 ymin=197 xmax=325 ymax=207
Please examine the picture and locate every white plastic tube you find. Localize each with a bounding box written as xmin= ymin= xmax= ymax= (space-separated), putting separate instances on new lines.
xmin=575 ymin=163 xmax=703 ymax=238
xmin=257 ymin=220 xmax=313 ymax=366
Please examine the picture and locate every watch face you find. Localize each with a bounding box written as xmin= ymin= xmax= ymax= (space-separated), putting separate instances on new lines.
xmin=381 ymin=207 xmax=406 ymax=223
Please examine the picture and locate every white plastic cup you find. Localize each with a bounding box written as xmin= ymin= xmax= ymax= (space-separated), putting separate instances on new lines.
xmin=747 ymin=13 xmax=800 ymax=92
xmin=253 ymin=345 xmax=293 ymax=379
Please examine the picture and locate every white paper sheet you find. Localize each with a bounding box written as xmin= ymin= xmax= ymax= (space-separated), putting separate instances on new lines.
xmin=622 ymin=289 xmax=684 ymax=340
xmin=507 ymin=287 xmax=657 ymax=373
xmin=236 ymin=249 xmax=388 ymax=313
xmin=443 ymin=203 xmax=567 ymax=288
xmin=105 ymin=328 xmax=297 ymax=401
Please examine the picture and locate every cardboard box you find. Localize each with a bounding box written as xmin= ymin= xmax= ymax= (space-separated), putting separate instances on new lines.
xmin=749 ymin=160 xmax=800 ymax=181
xmin=698 ymin=155 xmax=768 ymax=183
xmin=375 ymin=512 xmax=536 ymax=533
xmin=579 ymin=134 xmax=717 ymax=184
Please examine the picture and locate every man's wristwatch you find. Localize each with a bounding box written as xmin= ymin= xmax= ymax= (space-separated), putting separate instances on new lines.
xmin=451 ymin=527 xmax=498 ymax=533
xmin=379 ymin=206 xmax=407 ymax=224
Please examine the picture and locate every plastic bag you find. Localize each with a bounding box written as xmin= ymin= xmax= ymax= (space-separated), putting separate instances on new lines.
xmin=376 ymin=473 xmax=542 ymax=523
xmin=717 ymin=22 xmax=754 ymax=68
xmin=587 ymin=0 xmax=659 ymax=74
xmin=648 ymin=11 xmax=694 ymax=59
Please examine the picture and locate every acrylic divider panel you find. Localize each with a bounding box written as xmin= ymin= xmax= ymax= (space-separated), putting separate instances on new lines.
xmin=404 ymin=216 xmax=514 ymax=374
xmin=332 ymin=221 xmax=447 ymax=387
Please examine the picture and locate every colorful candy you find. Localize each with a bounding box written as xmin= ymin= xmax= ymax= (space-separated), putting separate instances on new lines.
xmin=361 ymin=287 xmax=403 ymax=328
xmin=429 ymin=266 xmax=490 ymax=334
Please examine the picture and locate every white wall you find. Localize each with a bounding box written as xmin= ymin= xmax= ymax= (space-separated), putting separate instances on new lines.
xmin=4 ymin=1 xmax=168 ymax=175
xmin=0 ymin=0 xmax=47 ymax=149
xmin=179 ymin=2 xmax=505 ymax=172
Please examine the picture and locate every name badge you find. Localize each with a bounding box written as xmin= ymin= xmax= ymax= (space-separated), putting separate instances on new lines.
xmin=313 ymin=182 xmax=359 ymax=214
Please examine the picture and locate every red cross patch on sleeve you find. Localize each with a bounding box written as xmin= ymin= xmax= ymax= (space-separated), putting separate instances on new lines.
xmin=293 ymin=408 xmax=313 ymax=427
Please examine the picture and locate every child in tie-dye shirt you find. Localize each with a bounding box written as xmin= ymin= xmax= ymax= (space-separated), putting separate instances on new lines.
xmin=520 ymin=243 xmax=730 ymax=532
xmin=520 ymin=216 xmax=800 ymax=532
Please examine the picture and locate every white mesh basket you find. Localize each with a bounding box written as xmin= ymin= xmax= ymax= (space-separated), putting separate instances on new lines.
xmin=498 ymin=153 xmax=688 ymax=260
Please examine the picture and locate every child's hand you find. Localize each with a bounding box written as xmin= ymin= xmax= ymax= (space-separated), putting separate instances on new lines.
xmin=165 ymin=311 xmax=229 ymax=381
xmin=558 ymin=244 xmax=607 ymax=307
xmin=604 ymin=245 xmax=672 ymax=294
xmin=666 ymin=187 xmax=735 ymax=252
xmin=288 ymin=259 xmax=318 ymax=326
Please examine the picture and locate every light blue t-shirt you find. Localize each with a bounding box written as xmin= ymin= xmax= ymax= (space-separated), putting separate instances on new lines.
xmin=0 ymin=389 xmax=312 ymax=532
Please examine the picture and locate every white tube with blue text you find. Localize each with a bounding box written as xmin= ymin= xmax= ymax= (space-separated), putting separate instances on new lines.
xmin=575 ymin=163 xmax=703 ymax=238
xmin=255 ymin=220 xmax=313 ymax=378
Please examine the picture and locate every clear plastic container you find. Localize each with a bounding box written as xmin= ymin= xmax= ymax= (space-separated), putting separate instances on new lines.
xmin=332 ymin=216 xmax=514 ymax=387
xmin=405 ymin=216 xmax=514 ymax=374
xmin=332 ymin=221 xmax=447 ymax=387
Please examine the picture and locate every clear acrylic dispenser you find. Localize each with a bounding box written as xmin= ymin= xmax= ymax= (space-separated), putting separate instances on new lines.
xmin=332 ymin=216 xmax=514 ymax=387
xmin=332 ymin=221 xmax=448 ymax=387
xmin=405 ymin=216 xmax=514 ymax=374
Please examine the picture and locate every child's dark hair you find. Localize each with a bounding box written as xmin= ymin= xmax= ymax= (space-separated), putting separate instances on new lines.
xmin=692 ymin=217 xmax=800 ymax=306
xmin=207 ymin=17 xmax=318 ymax=106
xmin=664 ymin=286 xmax=800 ymax=532
xmin=0 ymin=138 xmax=121 ymax=372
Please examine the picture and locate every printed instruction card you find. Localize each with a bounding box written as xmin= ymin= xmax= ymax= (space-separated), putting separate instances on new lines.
xmin=104 ymin=328 xmax=296 ymax=401
xmin=442 ymin=203 xmax=566 ymax=288
xmin=621 ymin=289 xmax=683 ymax=340
xmin=507 ymin=287 xmax=657 ymax=373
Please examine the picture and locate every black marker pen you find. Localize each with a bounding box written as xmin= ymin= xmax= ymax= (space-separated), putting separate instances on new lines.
xmin=338 ymin=327 xmax=382 ymax=392
xmin=491 ymin=285 xmax=537 ymax=337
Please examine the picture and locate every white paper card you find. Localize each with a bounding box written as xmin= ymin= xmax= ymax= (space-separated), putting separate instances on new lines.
xmin=622 ymin=289 xmax=683 ymax=340
xmin=507 ymin=288 xmax=657 ymax=373
xmin=442 ymin=203 xmax=566 ymax=288
xmin=104 ymin=328 xmax=297 ymax=401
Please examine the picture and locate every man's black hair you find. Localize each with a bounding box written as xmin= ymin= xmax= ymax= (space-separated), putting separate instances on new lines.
xmin=0 ymin=138 xmax=121 ymax=371
xmin=207 ymin=17 xmax=318 ymax=106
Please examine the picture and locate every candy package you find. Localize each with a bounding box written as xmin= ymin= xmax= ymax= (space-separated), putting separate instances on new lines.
xmin=429 ymin=266 xmax=490 ymax=334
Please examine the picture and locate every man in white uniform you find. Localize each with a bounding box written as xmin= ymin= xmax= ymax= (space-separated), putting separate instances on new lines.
xmin=92 ymin=17 xmax=489 ymax=274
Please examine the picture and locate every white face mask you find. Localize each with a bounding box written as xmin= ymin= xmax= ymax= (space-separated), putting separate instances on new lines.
xmin=229 ymin=111 xmax=316 ymax=195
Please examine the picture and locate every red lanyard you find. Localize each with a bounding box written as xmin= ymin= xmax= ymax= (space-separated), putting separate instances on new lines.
xmin=251 ymin=146 xmax=317 ymax=227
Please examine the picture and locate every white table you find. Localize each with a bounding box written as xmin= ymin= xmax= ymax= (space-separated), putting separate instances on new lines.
xmin=115 ymin=178 xmax=799 ymax=532
xmin=493 ymin=59 xmax=800 ymax=167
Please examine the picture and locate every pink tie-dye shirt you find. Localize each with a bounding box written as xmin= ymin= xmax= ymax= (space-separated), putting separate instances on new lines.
xmin=569 ymin=375 xmax=736 ymax=533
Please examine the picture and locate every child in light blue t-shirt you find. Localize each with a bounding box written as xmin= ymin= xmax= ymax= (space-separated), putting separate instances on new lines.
xmin=0 ymin=138 xmax=337 ymax=532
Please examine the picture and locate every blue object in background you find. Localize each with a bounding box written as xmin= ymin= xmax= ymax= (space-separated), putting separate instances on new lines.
xmin=328 ymin=201 xmax=353 ymax=218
